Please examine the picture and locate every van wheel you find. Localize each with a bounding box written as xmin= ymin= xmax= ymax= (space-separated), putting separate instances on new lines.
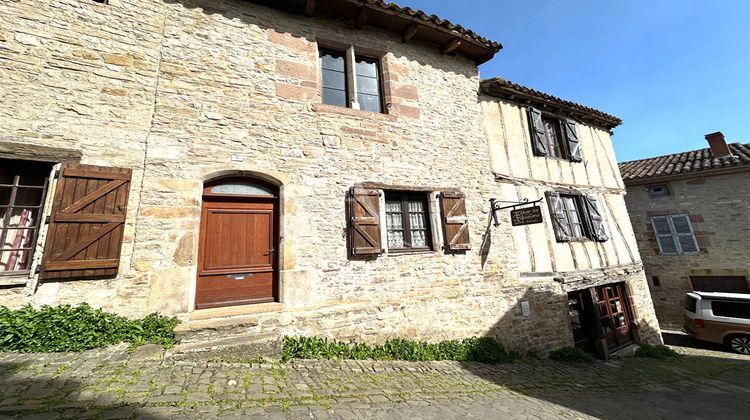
xmin=725 ymin=335 xmax=750 ymax=355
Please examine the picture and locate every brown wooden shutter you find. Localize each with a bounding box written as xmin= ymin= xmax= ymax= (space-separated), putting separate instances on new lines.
xmin=545 ymin=191 xmax=571 ymax=242
xmin=349 ymin=188 xmax=382 ymax=256
xmin=583 ymin=195 xmax=609 ymax=242
xmin=565 ymin=119 xmax=582 ymax=162
xmin=440 ymin=191 xmax=471 ymax=252
xmin=39 ymin=163 xmax=132 ymax=280
xmin=528 ymin=107 xmax=548 ymax=156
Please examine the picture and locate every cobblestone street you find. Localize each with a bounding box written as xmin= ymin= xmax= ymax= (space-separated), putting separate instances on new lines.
xmin=1 ymin=340 xmax=749 ymax=419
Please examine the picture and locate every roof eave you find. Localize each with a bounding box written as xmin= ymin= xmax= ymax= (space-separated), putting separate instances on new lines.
xmin=622 ymin=164 xmax=750 ymax=186
xmin=480 ymin=78 xmax=622 ymax=131
xmin=247 ymin=0 xmax=502 ymax=64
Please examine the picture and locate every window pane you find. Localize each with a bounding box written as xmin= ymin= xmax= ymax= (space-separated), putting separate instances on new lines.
xmin=322 ymin=87 xmax=347 ymax=107
xmin=320 ymin=50 xmax=345 ymax=71
xmin=672 ymin=216 xmax=692 ymax=234
xmin=652 ymin=218 xmax=672 ymax=235
xmin=407 ymin=197 xmax=428 ymax=248
xmin=385 ymin=199 xmax=405 ymax=249
xmin=322 ymin=68 xmax=346 ymax=91
xmin=13 ymin=188 xmax=44 ymax=207
xmin=1 ymin=228 xmax=36 ymax=250
xmin=657 ymin=234 xmax=678 ymax=254
xmin=358 ymin=93 xmax=382 ymax=113
xmin=355 ymin=58 xmax=378 ymax=77
xmin=210 ymin=183 xmax=275 ymax=196
xmin=543 ymin=117 xmax=563 ymax=158
xmin=678 ymin=235 xmax=698 ymax=253
xmin=356 ymin=75 xmax=379 ymax=95
xmin=712 ymin=301 xmax=750 ymax=319
xmin=0 ymin=250 xmax=32 ymax=272
xmin=18 ymin=174 xmax=47 ymax=186
xmin=0 ymin=188 xmax=10 ymax=206
xmin=1 ymin=207 xmax=39 ymax=231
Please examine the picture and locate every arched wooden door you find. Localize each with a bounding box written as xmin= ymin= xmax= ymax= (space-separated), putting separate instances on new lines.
xmin=195 ymin=177 xmax=279 ymax=310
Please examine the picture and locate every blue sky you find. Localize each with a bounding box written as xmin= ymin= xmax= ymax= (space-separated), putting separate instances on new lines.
xmin=405 ymin=0 xmax=750 ymax=162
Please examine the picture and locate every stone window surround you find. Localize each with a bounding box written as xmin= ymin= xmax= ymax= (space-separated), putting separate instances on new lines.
xmin=311 ymin=38 xmax=417 ymax=121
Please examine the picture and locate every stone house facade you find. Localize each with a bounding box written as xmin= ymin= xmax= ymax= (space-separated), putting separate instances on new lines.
xmin=620 ymin=133 xmax=750 ymax=328
xmin=0 ymin=0 xmax=660 ymax=357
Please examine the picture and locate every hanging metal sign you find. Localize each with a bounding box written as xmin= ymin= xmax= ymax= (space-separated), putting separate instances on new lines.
xmin=489 ymin=197 xmax=544 ymax=227
xmin=510 ymin=206 xmax=544 ymax=226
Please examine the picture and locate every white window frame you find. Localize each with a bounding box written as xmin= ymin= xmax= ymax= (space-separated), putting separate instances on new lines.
xmin=377 ymin=190 xmax=442 ymax=255
xmin=650 ymin=214 xmax=700 ymax=255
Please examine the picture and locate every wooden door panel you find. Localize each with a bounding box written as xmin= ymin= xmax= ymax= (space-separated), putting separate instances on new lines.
xmin=202 ymin=209 xmax=272 ymax=272
xmin=196 ymin=198 xmax=277 ymax=310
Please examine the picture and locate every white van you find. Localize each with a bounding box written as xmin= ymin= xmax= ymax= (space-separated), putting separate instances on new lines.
xmin=684 ymin=292 xmax=750 ymax=354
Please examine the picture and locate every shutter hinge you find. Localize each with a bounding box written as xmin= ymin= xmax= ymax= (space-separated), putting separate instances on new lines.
xmin=45 ymin=215 xmax=51 ymax=224
xmin=35 ymin=265 xmax=41 ymax=275
xmin=54 ymin=170 xmax=60 ymax=179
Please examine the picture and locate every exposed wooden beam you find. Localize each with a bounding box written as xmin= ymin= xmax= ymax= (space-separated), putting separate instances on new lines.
xmin=304 ymin=0 xmax=315 ymax=17
xmin=355 ymin=8 xmax=368 ymax=29
xmin=402 ymin=24 xmax=418 ymax=42
xmin=440 ymin=39 xmax=461 ymax=55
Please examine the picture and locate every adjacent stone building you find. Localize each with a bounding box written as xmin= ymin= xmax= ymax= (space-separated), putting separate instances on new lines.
xmin=0 ymin=0 xmax=660 ymax=357
xmin=620 ymin=133 xmax=750 ymax=328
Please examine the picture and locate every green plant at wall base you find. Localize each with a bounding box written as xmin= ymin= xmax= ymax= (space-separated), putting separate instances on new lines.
xmin=281 ymin=336 xmax=520 ymax=364
xmin=0 ymin=304 xmax=180 ymax=352
xmin=549 ymin=347 xmax=594 ymax=363
xmin=634 ymin=344 xmax=679 ymax=359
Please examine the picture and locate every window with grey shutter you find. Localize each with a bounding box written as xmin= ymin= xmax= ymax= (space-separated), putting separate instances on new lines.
xmin=528 ymin=107 xmax=548 ymax=156
xmin=565 ymin=119 xmax=582 ymax=162
xmin=583 ymin=195 xmax=608 ymax=242
xmin=650 ymin=215 xmax=699 ymax=255
xmin=546 ymin=192 xmax=571 ymax=242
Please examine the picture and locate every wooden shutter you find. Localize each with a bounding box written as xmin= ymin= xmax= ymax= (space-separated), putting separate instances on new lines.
xmin=545 ymin=192 xmax=571 ymax=242
xmin=440 ymin=191 xmax=471 ymax=252
xmin=349 ymin=188 xmax=382 ymax=256
xmin=528 ymin=107 xmax=548 ymax=156
xmin=583 ymin=195 xmax=609 ymax=242
xmin=565 ymin=119 xmax=582 ymax=162
xmin=39 ymin=164 xmax=132 ymax=280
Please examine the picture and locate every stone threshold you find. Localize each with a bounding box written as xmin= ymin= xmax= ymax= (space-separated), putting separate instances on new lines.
xmin=187 ymin=302 xmax=284 ymax=322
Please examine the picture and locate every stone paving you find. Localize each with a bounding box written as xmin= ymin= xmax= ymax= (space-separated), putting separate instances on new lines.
xmin=0 ymin=341 xmax=749 ymax=419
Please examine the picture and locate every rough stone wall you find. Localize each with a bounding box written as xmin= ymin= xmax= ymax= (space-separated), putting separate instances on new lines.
xmin=0 ymin=0 xmax=660 ymax=353
xmin=0 ymin=0 xmax=163 ymax=315
xmin=624 ymin=172 xmax=750 ymax=328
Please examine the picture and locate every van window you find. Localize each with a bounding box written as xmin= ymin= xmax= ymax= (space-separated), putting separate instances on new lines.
xmin=685 ymin=296 xmax=698 ymax=313
xmin=711 ymin=301 xmax=750 ymax=320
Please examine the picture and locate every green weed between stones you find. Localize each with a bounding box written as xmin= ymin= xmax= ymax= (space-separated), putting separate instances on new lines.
xmin=0 ymin=303 xmax=180 ymax=352
xmin=634 ymin=343 xmax=680 ymax=359
xmin=548 ymin=347 xmax=595 ymax=363
xmin=281 ymin=336 xmax=520 ymax=364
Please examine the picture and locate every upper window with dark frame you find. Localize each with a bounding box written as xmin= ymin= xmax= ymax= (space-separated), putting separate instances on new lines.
xmin=0 ymin=160 xmax=51 ymax=275
xmin=384 ymin=192 xmax=431 ymax=252
xmin=542 ymin=115 xmax=566 ymax=159
xmin=528 ymin=108 xmax=582 ymax=162
xmin=648 ymin=184 xmax=670 ymax=197
xmin=546 ymin=192 xmax=609 ymax=243
xmin=319 ymin=46 xmax=384 ymax=113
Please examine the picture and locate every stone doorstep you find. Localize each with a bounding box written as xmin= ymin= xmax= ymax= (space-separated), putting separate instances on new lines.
xmin=166 ymin=332 xmax=282 ymax=360
xmin=609 ymin=343 xmax=640 ymax=359
xmin=187 ymin=302 xmax=284 ymax=321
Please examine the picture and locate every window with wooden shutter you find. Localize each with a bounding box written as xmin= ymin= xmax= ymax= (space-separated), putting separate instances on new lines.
xmin=39 ymin=163 xmax=132 ymax=280
xmin=348 ymin=188 xmax=382 ymax=256
xmin=583 ymin=195 xmax=608 ymax=242
xmin=565 ymin=119 xmax=582 ymax=162
xmin=546 ymin=192 xmax=572 ymax=242
xmin=439 ymin=191 xmax=471 ymax=252
xmin=650 ymin=214 xmax=699 ymax=255
xmin=528 ymin=107 xmax=548 ymax=157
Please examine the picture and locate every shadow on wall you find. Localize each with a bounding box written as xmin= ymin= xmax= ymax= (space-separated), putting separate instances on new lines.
xmin=163 ymin=0 xmax=478 ymax=78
